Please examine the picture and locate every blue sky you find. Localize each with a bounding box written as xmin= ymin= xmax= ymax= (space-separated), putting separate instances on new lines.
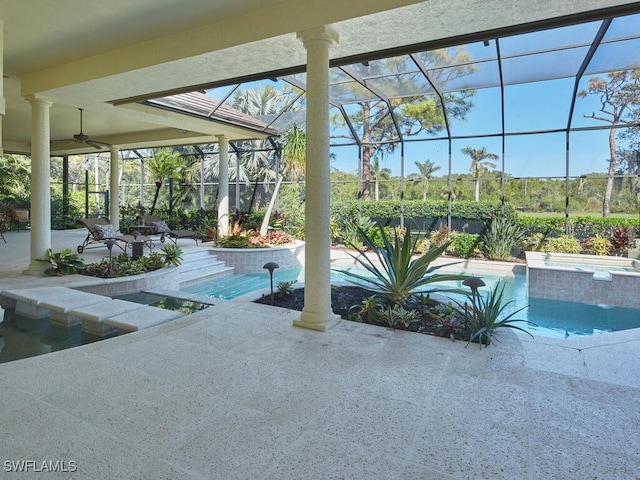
xmin=328 ymin=80 xmax=623 ymax=179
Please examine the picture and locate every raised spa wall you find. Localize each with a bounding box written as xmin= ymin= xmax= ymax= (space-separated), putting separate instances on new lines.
xmin=209 ymin=241 xmax=305 ymax=274
xmin=526 ymin=251 xmax=640 ymax=309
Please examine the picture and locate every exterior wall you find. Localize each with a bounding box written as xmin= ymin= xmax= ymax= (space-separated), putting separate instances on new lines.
xmin=526 ymin=252 xmax=640 ymax=309
xmin=209 ymin=242 xmax=305 ymax=274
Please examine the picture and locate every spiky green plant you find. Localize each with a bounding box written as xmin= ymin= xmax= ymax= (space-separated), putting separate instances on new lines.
xmin=161 ymin=244 xmax=183 ymax=266
xmin=348 ymin=294 xmax=382 ymax=322
xmin=482 ymin=217 xmax=524 ymax=260
xmin=463 ymin=282 xmax=532 ymax=347
xmin=337 ymin=226 xmax=466 ymax=305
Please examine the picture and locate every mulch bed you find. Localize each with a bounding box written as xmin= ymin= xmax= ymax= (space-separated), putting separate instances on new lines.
xmin=255 ymin=285 xmax=471 ymax=340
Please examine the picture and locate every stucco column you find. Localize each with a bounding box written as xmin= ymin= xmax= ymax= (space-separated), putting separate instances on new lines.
xmin=293 ymin=26 xmax=340 ymax=332
xmin=0 ymin=20 xmax=4 ymax=155
xmin=110 ymin=146 xmax=121 ymax=230
xmin=24 ymin=95 xmax=53 ymax=275
xmin=217 ymin=135 xmax=229 ymax=237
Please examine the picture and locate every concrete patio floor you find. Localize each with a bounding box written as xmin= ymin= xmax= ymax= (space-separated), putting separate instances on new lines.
xmin=0 ymin=229 xmax=639 ymax=479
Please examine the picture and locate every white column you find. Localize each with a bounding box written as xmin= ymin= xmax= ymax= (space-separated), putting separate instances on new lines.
xmin=293 ymin=26 xmax=340 ymax=332
xmin=0 ymin=20 xmax=5 ymax=155
xmin=199 ymin=154 xmax=205 ymax=210
xmin=217 ymin=135 xmax=229 ymax=237
xmin=24 ymin=95 xmax=53 ymax=275
xmin=109 ymin=146 xmax=121 ymax=230
xmin=140 ymin=159 xmax=145 ymax=209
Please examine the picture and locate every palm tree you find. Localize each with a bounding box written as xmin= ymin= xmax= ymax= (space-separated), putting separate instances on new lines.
xmin=259 ymin=125 xmax=306 ymax=236
xmin=146 ymin=148 xmax=183 ymax=214
xmin=462 ymin=147 xmax=498 ymax=202
xmin=371 ymin=157 xmax=392 ymax=201
xmin=412 ymin=159 xmax=441 ymax=200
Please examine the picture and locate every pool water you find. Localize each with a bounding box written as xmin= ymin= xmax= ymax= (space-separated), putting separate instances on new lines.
xmin=0 ymin=291 xmax=212 ymax=364
xmin=0 ymin=310 xmax=120 ymax=364
xmin=112 ymin=291 xmax=211 ymax=315
xmin=184 ymin=269 xmax=302 ymax=300
xmin=185 ymin=267 xmax=640 ymax=339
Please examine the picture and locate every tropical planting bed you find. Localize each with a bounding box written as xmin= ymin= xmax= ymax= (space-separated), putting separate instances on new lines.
xmin=255 ymin=284 xmax=476 ymax=340
xmin=255 ymin=226 xmax=530 ymax=347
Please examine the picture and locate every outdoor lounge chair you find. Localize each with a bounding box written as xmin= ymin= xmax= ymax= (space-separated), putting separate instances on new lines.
xmin=77 ymin=217 xmax=153 ymax=254
xmin=137 ymin=215 xmax=198 ymax=245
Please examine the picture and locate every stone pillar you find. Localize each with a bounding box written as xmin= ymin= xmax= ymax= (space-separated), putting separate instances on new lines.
xmin=293 ymin=26 xmax=340 ymax=332
xmin=24 ymin=95 xmax=53 ymax=275
xmin=217 ymin=135 xmax=229 ymax=237
xmin=110 ymin=146 xmax=121 ymax=231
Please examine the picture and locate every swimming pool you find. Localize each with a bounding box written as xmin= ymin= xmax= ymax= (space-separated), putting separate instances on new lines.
xmin=0 ymin=310 xmax=122 ymax=364
xmin=184 ymin=267 xmax=640 ymax=339
xmin=112 ymin=291 xmax=212 ymax=315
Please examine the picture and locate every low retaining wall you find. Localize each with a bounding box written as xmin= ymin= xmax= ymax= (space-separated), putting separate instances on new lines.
xmin=209 ymin=241 xmax=305 ymax=274
xmin=66 ymin=266 xmax=180 ymax=297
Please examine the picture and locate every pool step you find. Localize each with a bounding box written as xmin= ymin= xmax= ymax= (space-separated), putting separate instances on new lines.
xmin=0 ymin=287 xmax=183 ymax=335
xmin=178 ymin=248 xmax=235 ymax=287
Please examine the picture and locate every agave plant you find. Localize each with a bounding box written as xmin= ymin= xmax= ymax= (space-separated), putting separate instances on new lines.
xmin=463 ymin=281 xmax=532 ymax=347
xmin=337 ymin=226 xmax=467 ymax=305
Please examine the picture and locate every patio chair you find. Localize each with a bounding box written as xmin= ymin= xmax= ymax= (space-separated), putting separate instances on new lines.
xmin=0 ymin=212 xmax=8 ymax=243
xmin=77 ymin=217 xmax=153 ymax=254
xmin=137 ymin=214 xmax=198 ymax=245
xmin=11 ymin=208 xmax=30 ymax=231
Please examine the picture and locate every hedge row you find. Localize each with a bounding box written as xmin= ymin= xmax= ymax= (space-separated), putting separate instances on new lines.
xmin=330 ymin=200 xmax=639 ymax=240
xmin=516 ymin=216 xmax=639 ymax=240
xmin=331 ymin=200 xmax=513 ymax=223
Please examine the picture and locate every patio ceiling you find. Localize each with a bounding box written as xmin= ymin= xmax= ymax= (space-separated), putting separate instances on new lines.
xmin=163 ymin=12 xmax=640 ymax=149
xmin=1 ymin=0 xmax=639 ymax=156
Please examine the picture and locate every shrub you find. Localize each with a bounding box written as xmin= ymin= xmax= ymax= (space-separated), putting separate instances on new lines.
xmin=218 ymin=234 xmax=251 ymax=248
xmin=414 ymin=237 xmax=432 ymax=254
xmin=450 ymin=233 xmax=483 ymax=259
xmin=610 ymin=227 xmax=630 ymax=256
xmin=161 ymin=244 xmax=183 ymax=266
xmin=276 ymin=280 xmax=297 ymax=298
xmin=429 ymin=224 xmax=449 ymax=247
xmin=583 ymin=235 xmax=612 ymax=256
xmin=365 ymin=225 xmax=394 ymax=248
xmin=43 ymin=248 xmax=85 ymax=276
xmin=482 ymin=218 xmax=524 ymax=261
xmin=543 ymin=235 xmax=582 ymax=254
xmin=338 ymin=215 xmax=375 ymax=248
xmin=523 ymin=232 xmax=546 ymax=252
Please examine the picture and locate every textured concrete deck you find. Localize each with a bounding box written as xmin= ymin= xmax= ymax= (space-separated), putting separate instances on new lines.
xmin=0 ymin=229 xmax=639 ymax=479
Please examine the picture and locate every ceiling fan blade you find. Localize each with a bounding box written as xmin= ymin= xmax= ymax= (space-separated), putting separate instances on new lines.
xmin=86 ymin=139 xmax=110 ymax=149
xmin=72 ymin=108 xmax=111 ymax=149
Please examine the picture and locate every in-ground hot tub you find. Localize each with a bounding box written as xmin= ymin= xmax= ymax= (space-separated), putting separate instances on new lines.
xmin=525 ymin=251 xmax=640 ymax=309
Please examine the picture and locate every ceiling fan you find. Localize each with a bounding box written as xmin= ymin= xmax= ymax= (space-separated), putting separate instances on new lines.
xmin=72 ymin=108 xmax=111 ymax=149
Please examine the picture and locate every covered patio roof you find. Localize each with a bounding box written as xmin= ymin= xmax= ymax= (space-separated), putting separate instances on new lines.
xmin=2 ymin=0 xmax=639 ymax=156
